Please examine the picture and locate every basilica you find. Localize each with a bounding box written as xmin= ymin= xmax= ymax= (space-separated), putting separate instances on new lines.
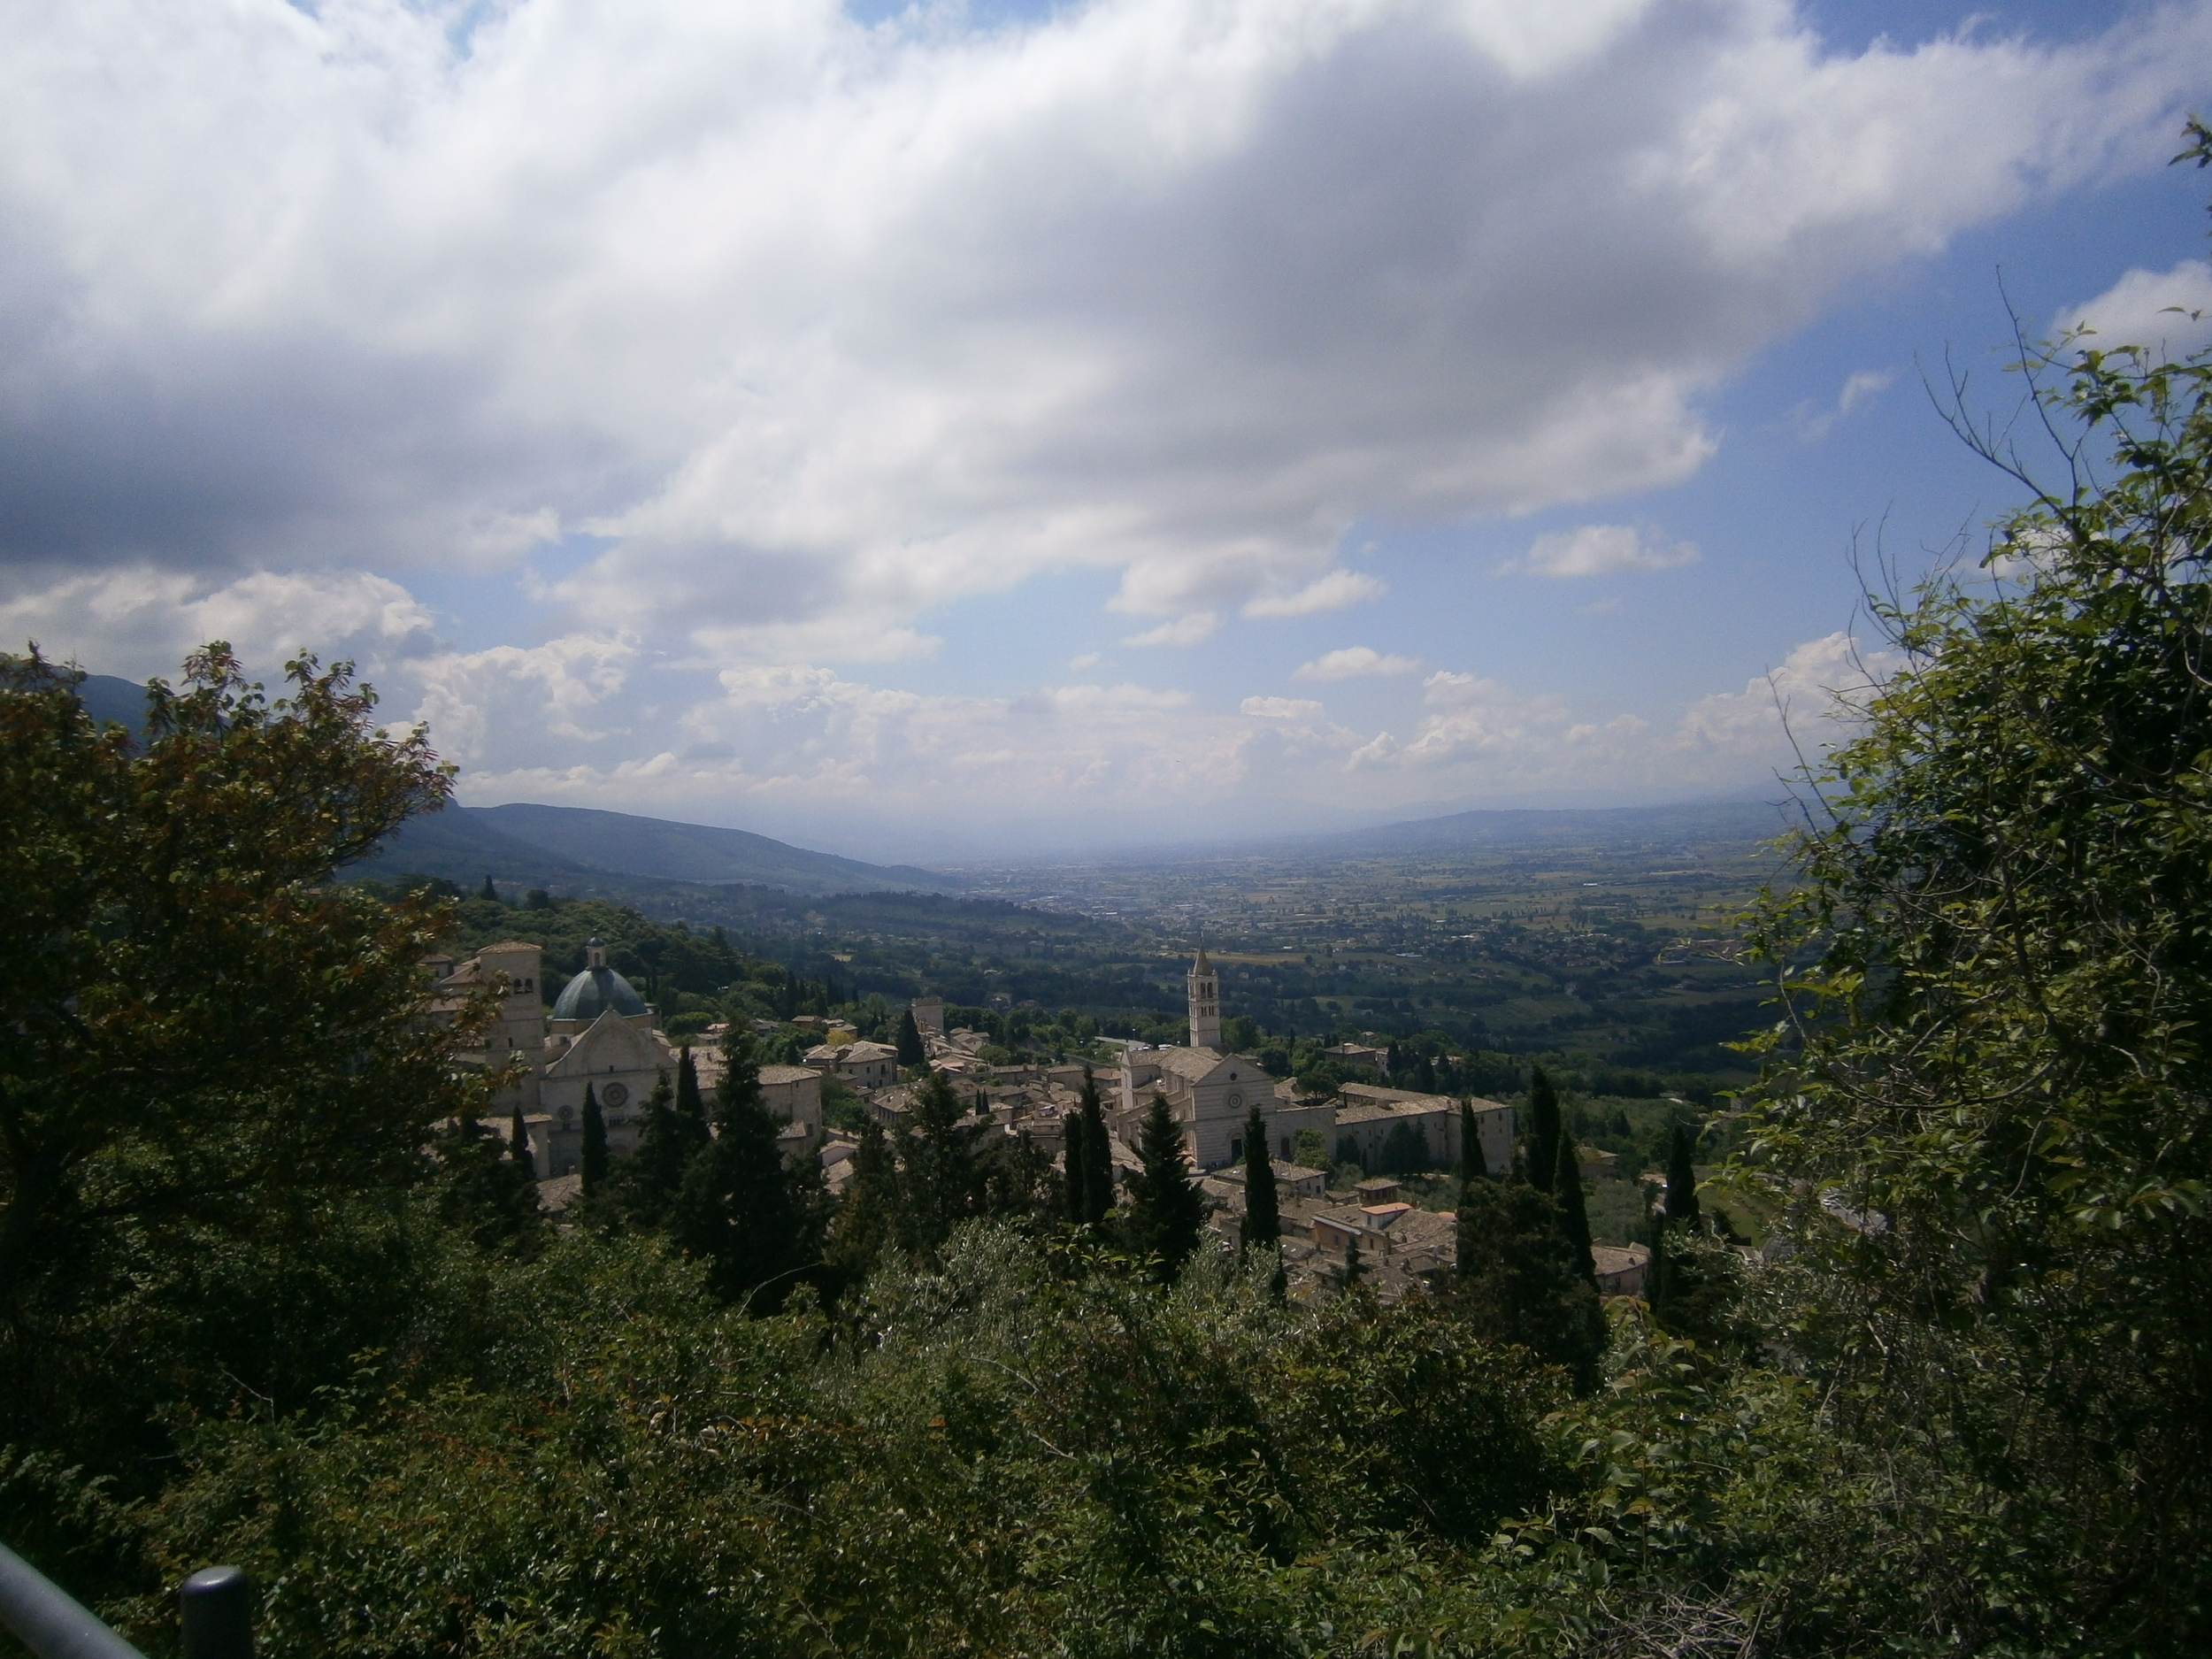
xmin=1114 ymin=950 xmax=1513 ymax=1176
xmin=425 ymin=937 xmax=819 ymax=1178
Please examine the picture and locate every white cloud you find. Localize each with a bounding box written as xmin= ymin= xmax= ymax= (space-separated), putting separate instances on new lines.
xmin=1242 ymin=569 xmax=1386 ymax=618
xmin=1123 ymin=611 xmax=1221 ymax=647
xmin=1068 ymin=650 xmax=1104 ymax=669
xmin=1839 ymin=369 xmax=1895 ymax=413
xmin=1674 ymin=631 xmax=1899 ymax=754
xmin=0 ymin=567 xmax=436 ymax=682
xmin=1241 ymin=695 xmax=1325 ymax=718
xmin=410 ymin=635 xmax=639 ymax=767
xmin=0 ymin=0 xmax=2200 ymax=653
xmin=2056 ymin=258 xmax=2212 ymax=360
xmin=1294 ymin=645 xmax=1423 ymax=680
xmin=1519 ymin=523 xmax=1698 ymax=578
xmin=1795 ymin=366 xmax=1897 ymax=439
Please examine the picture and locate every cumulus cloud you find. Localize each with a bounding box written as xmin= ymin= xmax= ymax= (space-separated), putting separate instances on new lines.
xmin=1241 ymin=695 xmax=1325 ymax=718
xmin=1675 ymin=632 xmax=1899 ymax=754
xmin=410 ymin=636 xmax=639 ymax=767
xmin=1123 ymin=611 xmax=1221 ymax=648
xmin=1243 ymin=569 xmax=1386 ymax=618
xmin=0 ymin=0 xmax=2200 ymax=658
xmin=0 ymin=567 xmax=436 ymax=682
xmin=1294 ymin=646 xmax=1423 ymax=680
xmin=2056 ymin=258 xmax=2212 ymax=359
xmin=1518 ymin=524 xmax=1698 ymax=577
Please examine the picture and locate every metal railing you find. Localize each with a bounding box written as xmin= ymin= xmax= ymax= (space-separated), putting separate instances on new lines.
xmin=0 ymin=1544 xmax=249 ymax=1659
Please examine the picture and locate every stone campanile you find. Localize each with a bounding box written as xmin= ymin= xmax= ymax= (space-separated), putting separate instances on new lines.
xmin=1187 ymin=946 xmax=1223 ymax=1052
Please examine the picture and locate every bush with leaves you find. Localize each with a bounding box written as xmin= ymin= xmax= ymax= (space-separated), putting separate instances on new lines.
xmin=1738 ymin=135 xmax=2212 ymax=1652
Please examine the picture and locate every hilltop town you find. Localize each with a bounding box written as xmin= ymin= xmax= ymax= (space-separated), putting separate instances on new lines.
xmin=426 ymin=933 xmax=1650 ymax=1302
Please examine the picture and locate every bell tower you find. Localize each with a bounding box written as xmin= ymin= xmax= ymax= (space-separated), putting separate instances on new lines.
xmin=1187 ymin=946 xmax=1223 ymax=1052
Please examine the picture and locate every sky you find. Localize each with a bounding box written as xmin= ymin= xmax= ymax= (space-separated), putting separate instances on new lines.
xmin=4 ymin=0 xmax=2210 ymax=863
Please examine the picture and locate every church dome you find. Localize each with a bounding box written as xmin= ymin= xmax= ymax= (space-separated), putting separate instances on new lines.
xmin=553 ymin=939 xmax=649 ymax=1021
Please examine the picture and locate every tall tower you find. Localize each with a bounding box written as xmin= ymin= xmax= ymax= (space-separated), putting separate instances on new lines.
xmin=1187 ymin=946 xmax=1223 ymax=1052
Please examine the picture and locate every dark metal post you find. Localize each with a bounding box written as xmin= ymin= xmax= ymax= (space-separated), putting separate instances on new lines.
xmin=177 ymin=1568 xmax=250 ymax=1659
xmin=0 ymin=1541 xmax=147 ymax=1659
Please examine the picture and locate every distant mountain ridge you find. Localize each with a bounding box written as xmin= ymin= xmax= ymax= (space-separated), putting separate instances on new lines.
xmin=360 ymin=802 xmax=961 ymax=897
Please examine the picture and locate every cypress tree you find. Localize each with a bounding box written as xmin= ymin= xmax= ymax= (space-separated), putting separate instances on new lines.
xmin=622 ymin=1068 xmax=694 ymax=1228
xmin=896 ymin=1069 xmax=983 ymax=1258
xmin=673 ymin=1023 xmax=826 ymax=1312
xmin=1239 ymin=1102 xmax=1279 ymax=1254
xmin=1553 ymin=1131 xmax=1595 ymax=1286
xmin=978 ymin=1128 xmax=1054 ymax=1218
xmin=1458 ymin=1100 xmax=1486 ymax=1192
xmin=674 ymin=1046 xmax=708 ymax=1142
xmin=1063 ymin=1107 xmax=1089 ymax=1225
xmin=1455 ymin=1170 xmax=1605 ymax=1394
xmin=434 ymin=1110 xmax=544 ymax=1254
xmin=1664 ymin=1122 xmax=1702 ymax=1228
xmin=478 ymin=873 xmax=498 ymax=902
xmin=580 ymin=1084 xmax=609 ymax=1196
xmin=1525 ymin=1065 xmax=1563 ymax=1194
xmin=1342 ymin=1229 xmax=1365 ymax=1288
xmin=827 ymin=1117 xmax=901 ymax=1286
xmin=895 ymin=1007 xmax=926 ymax=1069
xmin=1078 ymin=1067 xmax=1113 ymax=1225
xmin=1123 ymin=1094 xmax=1205 ymax=1283
xmin=509 ymin=1106 xmax=534 ymax=1173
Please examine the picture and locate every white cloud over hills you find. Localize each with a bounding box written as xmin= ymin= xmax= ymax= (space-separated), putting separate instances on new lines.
xmin=0 ymin=0 xmax=2203 ymax=848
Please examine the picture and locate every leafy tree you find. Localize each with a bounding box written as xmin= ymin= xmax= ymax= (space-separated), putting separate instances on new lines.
xmin=1737 ymin=179 xmax=2212 ymax=1645
xmin=894 ymin=1007 xmax=926 ymax=1069
xmin=1523 ymin=1064 xmax=1562 ymax=1194
xmin=672 ymin=1025 xmax=825 ymax=1311
xmin=580 ymin=1083 xmax=609 ymax=1196
xmin=1122 ymin=1094 xmax=1205 ymax=1282
xmin=1238 ymin=1102 xmax=1279 ymax=1254
xmin=1455 ymin=1172 xmax=1604 ymax=1394
xmin=0 ymin=645 xmax=480 ymax=1469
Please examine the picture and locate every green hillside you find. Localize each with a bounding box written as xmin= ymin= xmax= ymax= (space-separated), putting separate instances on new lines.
xmin=355 ymin=801 xmax=959 ymax=898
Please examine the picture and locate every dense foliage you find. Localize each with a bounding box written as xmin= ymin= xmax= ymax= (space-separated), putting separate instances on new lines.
xmin=0 ymin=649 xmax=490 ymax=1499
xmin=1735 ymin=278 xmax=2212 ymax=1648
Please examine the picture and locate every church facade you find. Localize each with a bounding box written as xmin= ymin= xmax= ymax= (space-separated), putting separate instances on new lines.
xmin=428 ymin=937 xmax=696 ymax=1178
xmin=1116 ymin=949 xmax=1514 ymax=1174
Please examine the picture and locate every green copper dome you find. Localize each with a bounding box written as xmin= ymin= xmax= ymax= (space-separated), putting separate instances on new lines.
xmin=553 ymin=939 xmax=648 ymax=1021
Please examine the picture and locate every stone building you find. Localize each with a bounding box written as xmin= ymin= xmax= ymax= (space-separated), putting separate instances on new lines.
xmin=1112 ymin=950 xmax=1517 ymax=1175
xmin=803 ymin=1039 xmax=899 ymax=1092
